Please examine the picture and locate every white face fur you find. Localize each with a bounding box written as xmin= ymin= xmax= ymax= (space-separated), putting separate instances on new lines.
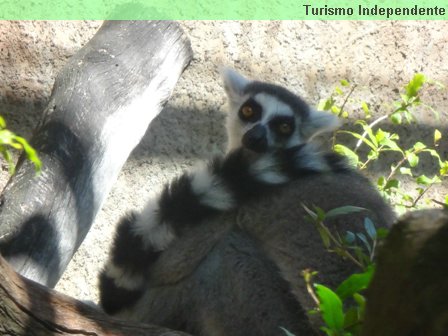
xmin=221 ymin=67 xmax=341 ymax=153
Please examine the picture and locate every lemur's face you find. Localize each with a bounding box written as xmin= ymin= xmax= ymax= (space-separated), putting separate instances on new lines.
xmin=234 ymin=92 xmax=302 ymax=153
xmin=221 ymin=68 xmax=340 ymax=153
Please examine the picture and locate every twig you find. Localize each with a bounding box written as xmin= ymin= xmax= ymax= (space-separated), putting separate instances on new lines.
xmin=431 ymin=199 xmax=448 ymax=208
xmin=332 ymin=84 xmax=357 ymax=149
xmin=359 ymin=145 xmax=385 ymax=170
xmin=302 ymin=269 xmax=320 ymax=306
xmin=412 ymin=184 xmax=434 ymax=208
xmin=317 ymin=220 xmax=364 ymax=269
xmin=386 ymin=155 xmax=408 ymax=182
xmin=354 ymin=97 xmax=416 ymax=152
xmin=339 ymin=84 xmax=357 ymax=117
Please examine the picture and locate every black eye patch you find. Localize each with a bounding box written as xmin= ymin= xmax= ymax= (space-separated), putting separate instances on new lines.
xmin=238 ymin=98 xmax=262 ymax=123
xmin=269 ymin=116 xmax=295 ymax=136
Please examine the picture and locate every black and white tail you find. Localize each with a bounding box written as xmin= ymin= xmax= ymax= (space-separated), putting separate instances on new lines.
xmin=99 ymin=144 xmax=348 ymax=315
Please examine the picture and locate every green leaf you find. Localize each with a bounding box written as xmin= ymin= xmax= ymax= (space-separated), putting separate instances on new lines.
xmin=0 ymin=119 xmax=41 ymax=174
xmin=381 ymin=138 xmax=402 ymax=152
xmin=0 ymin=129 xmax=20 ymax=148
xmin=319 ymin=98 xmax=335 ymax=111
xmin=364 ymin=218 xmax=377 ymax=240
xmin=0 ymin=116 xmax=6 ymax=129
xmin=400 ymin=93 xmax=409 ymax=104
xmin=402 ymin=193 xmax=414 ymax=202
xmin=403 ymin=109 xmax=415 ymax=123
xmin=340 ymin=79 xmax=350 ymax=87
xmin=320 ymin=326 xmax=335 ymax=336
xmin=376 ymin=130 xmax=402 ymax=152
xmin=356 ymin=232 xmax=372 ymax=255
xmin=406 ymin=152 xmax=419 ymax=167
xmin=384 ymin=178 xmax=399 ymax=190
xmin=335 ymin=87 xmax=343 ymax=95
xmin=331 ymin=106 xmax=341 ymax=115
xmin=344 ymin=231 xmax=356 ymax=244
xmin=353 ymin=293 xmax=367 ymax=317
xmin=314 ymin=206 xmax=327 ymax=221
xmin=326 ymin=206 xmax=367 ymax=218
xmin=315 ymin=284 xmax=345 ymax=331
xmin=377 ymin=176 xmax=387 ymax=190
xmin=425 ymin=148 xmax=441 ymax=162
xmin=336 ymin=266 xmax=375 ymax=300
xmin=356 ymin=120 xmax=378 ymax=148
xmin=393 ymin=100 xmax=403 ymax=109
xmin=399 ymin=167 xmax=413 ymax=176
xmin=405 ymin=73 xmax=426 ymax=98
xmin=434 ymin=129 xmax=442 ymax=145
xmin=440 ymin=161 xmax=448 ymax=176
xmin=413 ymin=142 xmax=426 ymax=151
xmin=375 ymin=128 xmax=386 ymax=143
xmin=376 ymin=228 xmax=389 ymax=239
xmin=13 ymin=135 xmax=42 ymax=172
xmin=333 ymin=144 xmax=359 ymax=167
xmin=415 ymin=175 xmax=430 ymax=186
xmin=318 ymin=226 xmax=332 ymax=249
xmin=416 ymin=175 xmax=441 ymax=186
xmin=361 ymin=101 xmax=370 ymax=117
xmin=340 ymin=130 xmax=376 ymax=151
xmin=390 ymin=112 xmax=402 ymax=125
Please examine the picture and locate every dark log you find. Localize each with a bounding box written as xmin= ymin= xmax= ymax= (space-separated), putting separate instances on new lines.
xmin=0 ymin=253 xmax=192 ymax=336
xmin=0 ymin=20 xmax=193 ymax=287
xmin=362 ymin=209 xmax=448 ymax=336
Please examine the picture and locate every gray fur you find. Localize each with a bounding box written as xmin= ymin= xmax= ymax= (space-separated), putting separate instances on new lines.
xmin=101 ymin=68 xmax=395 ymax=335
xmin=115 ymin=167 xmax=394 ymax=335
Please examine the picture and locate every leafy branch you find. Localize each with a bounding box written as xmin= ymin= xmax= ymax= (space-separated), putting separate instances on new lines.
xmin=299 ymin=204 xmax=383 ymax=336
xmin=0 ymin=115 xmax=41 ymax=175
xmin=294 ymin=73 xmax=447 ymax=336
xmin=320 ymin=74 xmax=447 ymax=213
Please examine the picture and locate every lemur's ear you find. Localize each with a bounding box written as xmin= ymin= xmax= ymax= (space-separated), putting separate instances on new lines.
xmin=302 ymin=108 xmax=341 ymax=140
xmin=220 ymin=67 xmax=251 ymax=104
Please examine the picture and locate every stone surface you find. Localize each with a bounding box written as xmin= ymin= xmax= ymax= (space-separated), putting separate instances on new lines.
xmin=0 ymin=21 xmax=447 ymax=302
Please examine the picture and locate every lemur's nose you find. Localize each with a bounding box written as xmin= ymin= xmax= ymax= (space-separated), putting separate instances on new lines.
xmin=242 ymin=124 xmax=268 ymax=153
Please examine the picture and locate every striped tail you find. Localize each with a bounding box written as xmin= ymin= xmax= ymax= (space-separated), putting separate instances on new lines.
xmin=99 ymin=144 xmax=346 ymax=315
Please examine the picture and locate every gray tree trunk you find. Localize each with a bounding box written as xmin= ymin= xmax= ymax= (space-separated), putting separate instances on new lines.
xmin=0 ymin=20 xmax=193 ymax=287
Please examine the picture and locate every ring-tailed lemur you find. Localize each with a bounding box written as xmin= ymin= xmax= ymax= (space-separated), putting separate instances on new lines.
xmin=99 ymin=68 xmax=395 ymax=335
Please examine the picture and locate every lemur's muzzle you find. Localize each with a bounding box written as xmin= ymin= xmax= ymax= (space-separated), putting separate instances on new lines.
xmin=242 ymin=125 xmax=268 ymax=153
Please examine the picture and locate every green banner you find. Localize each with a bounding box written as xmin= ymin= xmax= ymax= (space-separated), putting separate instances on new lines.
xmin=1 ymin=0 xmax=447 ymax=19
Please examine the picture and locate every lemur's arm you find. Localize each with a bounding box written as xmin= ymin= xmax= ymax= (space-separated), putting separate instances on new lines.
xmin=99 ymin=144 xmax=346 ymax=315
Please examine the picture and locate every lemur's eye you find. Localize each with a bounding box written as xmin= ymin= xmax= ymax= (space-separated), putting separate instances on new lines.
xmin=278 ymin=123 xmax=292 ymax=135
xmin=239 ymin=98 xmax=262 ymax=122
xmin=241 ymin=105 xmax=254 ymax=118
xmin=269 ymin=116 xmax=295 ymax=137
